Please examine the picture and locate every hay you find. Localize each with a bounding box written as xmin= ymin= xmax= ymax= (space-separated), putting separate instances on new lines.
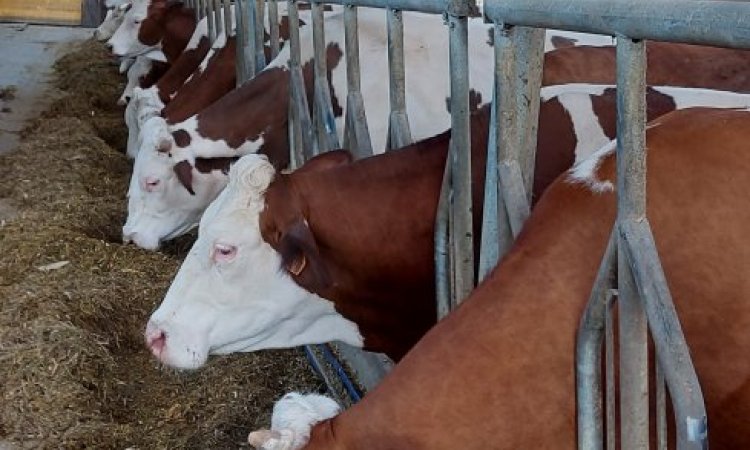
xmin=0 ymin=40 xmax=321 ymax=449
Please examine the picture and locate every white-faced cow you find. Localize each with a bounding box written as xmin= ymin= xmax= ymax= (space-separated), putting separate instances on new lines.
xmin=247 ymin=107 xmax=750 ymax=450
xmin=143 ymin=87 xmax=750 ymax=366
xmin=94 ymin=0 xmax=131 ymax=42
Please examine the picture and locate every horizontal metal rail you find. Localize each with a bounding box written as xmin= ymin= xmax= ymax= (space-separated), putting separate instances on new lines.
xmin=484 ymin=0 xmax=750 ymax=49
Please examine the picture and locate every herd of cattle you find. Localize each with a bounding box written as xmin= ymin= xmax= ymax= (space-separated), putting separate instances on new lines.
xmin=88 ymin=0 xmax=750 ymax=448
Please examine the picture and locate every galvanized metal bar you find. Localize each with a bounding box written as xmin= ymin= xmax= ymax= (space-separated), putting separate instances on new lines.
xmin=621 ymin=221 xmax=708 ymax=449
xmin=605 ymin=289 xmax=616 ymax=450
xmin=212 ymin=0 xmax=223 ymax=38
xmin=312 ymin=0 xmax=448 ymax=14
xmin=222 ymin=0 xmax=233 ymax=37
xmin=575 ymin=231 xmax=616 ymax=450
xmin=447 ymin=12 xmax=473 ymax=303
xmin=244 ymin=0 xmax=258 ymax=76
xmin=385 ymin=8 xmax=413 ymax=150
xmin=656 ymin=358 xmax=667 ymax=450
xmin=494 ymin=24 xmax=530 ymax=253
xmin=268 ymin=0 xmax=281 ymax=59
xmin=287 ymin=0 xmax=315 ymax=163
xmin=477 ymin=88 xmax=499 ymax=283
xmin=513 ymin=26 xmax=544 ymax=203
xmin=194 ymin=0 xmax=202 ymax=20
xmin=616 ymin=37 xmax=649 ymax=450
xmin=311 ymin=0 xmax=340 ymax=153
xmin=342 ymin=5 xmax=374 ymax=158
xmin=331 ymin=342 xmax=393 ymax=393
xmin=484 ymin=0 xmax=750 ymax=49
xmin=235 ymin=0 xmax=248 ymax=84
xmin=253 ymin=0 xmax=267 ymax=72
xmin=206 ymin=0 xmax=216 ymax=43
xmin=435 ymin=154 xmax=452 ymax=320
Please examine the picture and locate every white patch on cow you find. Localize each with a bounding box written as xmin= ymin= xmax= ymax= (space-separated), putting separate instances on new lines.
xmin=653 ymin=86 xmax=750 ymax=110
xmin=145 ymin=155 xmax=363 ymax=369
xmin=248 ymin=393 xmax=340 ymax=450
xmin=118 ymin=55 xmax=135 ymax=73
xmin=567 ymin=139 xmax=616 ymax=193
xmin=543 ymin=84 xmax=612 ymax=164
xmin=185 ymin=17 xmax=209 ymax=51
xmin=108 ymin=0 xmax=152 ymax=57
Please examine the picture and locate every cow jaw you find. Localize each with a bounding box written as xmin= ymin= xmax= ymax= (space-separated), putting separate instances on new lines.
xmin=145 ymin=155 xmax=363 ymax=369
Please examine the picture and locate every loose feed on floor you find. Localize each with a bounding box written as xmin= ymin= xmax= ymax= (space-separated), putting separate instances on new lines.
xmin=0 ymin=40 xmax=321 ymax=449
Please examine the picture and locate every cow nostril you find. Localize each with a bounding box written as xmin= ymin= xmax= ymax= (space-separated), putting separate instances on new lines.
xmin=146 ymin=328 xmax=167 ymax=355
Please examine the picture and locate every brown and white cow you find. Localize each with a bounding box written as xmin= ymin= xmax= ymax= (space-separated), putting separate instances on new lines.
xmin=248 ymin=107 xmax=750 ymax=450
xmin=109 ymin=0 xmax=196 ymax=61
xmin=143 ymin=87 xmax=750 ymax=366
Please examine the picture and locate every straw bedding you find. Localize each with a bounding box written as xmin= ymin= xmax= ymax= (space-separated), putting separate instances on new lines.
xmin=0 ymin=40 xmax=320 ymax=449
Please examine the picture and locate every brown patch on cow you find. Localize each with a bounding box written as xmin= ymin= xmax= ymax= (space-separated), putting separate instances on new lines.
xmin=171 ymin=129 xmax=191 ymax=147
xmin=139 ymin=1 xmax=196 ymax=63
xmin=532 ymin=96 xmax=577 ymax=205
xmin=138 ymin=60 xmax=170 ymax=89
xmin=163 ymin=36 xmax=238 ymax=124
xmin=173 ymin=160 xmax=195 ymax=195
xmin=194 ymin=156 xmax=238 ymax=175
xmin=444 ymin=89 xmax=484 ymax=114
xmin=590 ymin=87 xmax=678 ymax=140
xmin=157 ymin=35 xmax=211 ymax=104
xmin=297 ymin=3 xmax=333 ymax=11
xmin=550 ymin=35 xmax=577 ymax=49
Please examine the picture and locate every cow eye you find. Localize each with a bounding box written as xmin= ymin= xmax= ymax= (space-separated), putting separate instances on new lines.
xmin=213 ymin=243 xmax=237 ymax=263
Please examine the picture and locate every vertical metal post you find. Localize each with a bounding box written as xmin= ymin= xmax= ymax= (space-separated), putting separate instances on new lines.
xmin=446 ymin=8 xmax=473 ymax=304
xmin=194 ymin=0 xmax=202 ymax=20
xmin=243 ymin=0 xmax=257 ymax=78
xmin=253 ymin=0 xmax=267 ymax=72
xmin=513 ymin=27 xmax=544 ymax=203
xmin=311 ymin=1 xmax=340 ymax=153
xmin=235 ymin=0 xmax=247 ymax=84
xmin=385 ymin=8 xmax=413 ymax=150
xmin=287 ymin=0 xmax=315 ymax=164
xmin=342 ymin=5 xmax=374 ymax=158
xmin=212 ymin=0 xmax=223 ymax=39
xmin=478 ymin=88 xmax=498 ymax=282
xmin=268 ymin=0 xmax=281 ymax=59
xmin=616 ymin=36 xmax=649 ymax=450
xmin=206 ymin=0 xmax=216 ymax=43
xmin=222 ymin=0 xmax=233 ymax=38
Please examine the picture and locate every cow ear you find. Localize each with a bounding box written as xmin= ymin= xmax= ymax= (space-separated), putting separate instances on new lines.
xmin=173 ymin=160 xmax=195 ymax=195
xmin=278 ymin=220 xmax=331 ymax=290
xmin=296 ymin=150 xmax=353 ymax=175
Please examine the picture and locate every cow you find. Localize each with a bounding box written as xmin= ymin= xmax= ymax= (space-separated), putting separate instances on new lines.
xmin=142 ymin=87 xmax=750 ymax=366
xmin=94 ymin=0 xmax=131 ymax=41
xmin=108 ymin=0 xmax=196 ymax=61
xmin=246 ymin=106 xmax=750 ymax=450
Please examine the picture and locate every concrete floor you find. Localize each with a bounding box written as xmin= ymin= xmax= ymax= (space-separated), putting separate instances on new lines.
xmin=0 ymin=23 xmax=91 ymax=231
xmin=0 ymin=22 xmax=91 ymax=155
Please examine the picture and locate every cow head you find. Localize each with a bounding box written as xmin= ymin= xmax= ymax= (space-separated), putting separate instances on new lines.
xmin=95 ymin=1 xmax=131 ymax=41
xmin=144 ymin=154 xmax=362 ymax=370
xmin=123 ymin=118 xmax=229 ymax=250
xmin=107 ymin=0 xmax=155 ymax=56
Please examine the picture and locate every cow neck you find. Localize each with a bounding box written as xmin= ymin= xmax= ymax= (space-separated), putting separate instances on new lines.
xmin=304 ymin=160 xmax=618 ymax=450
xmin=287 ymin=112 xmax=489 ymax=360
xmin=164 ymin=37 xmax=237 ymax=124
xmin=156 ymin=34 xmax=211 ymax=103
xmin=160 ymin=6 xmax=197 ymax=62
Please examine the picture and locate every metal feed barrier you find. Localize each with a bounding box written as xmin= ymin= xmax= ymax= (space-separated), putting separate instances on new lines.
xmin=482 ymin=0 xmax=750 ymax=448
xmin=181 ymin=1 xmax=749 ymax=443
